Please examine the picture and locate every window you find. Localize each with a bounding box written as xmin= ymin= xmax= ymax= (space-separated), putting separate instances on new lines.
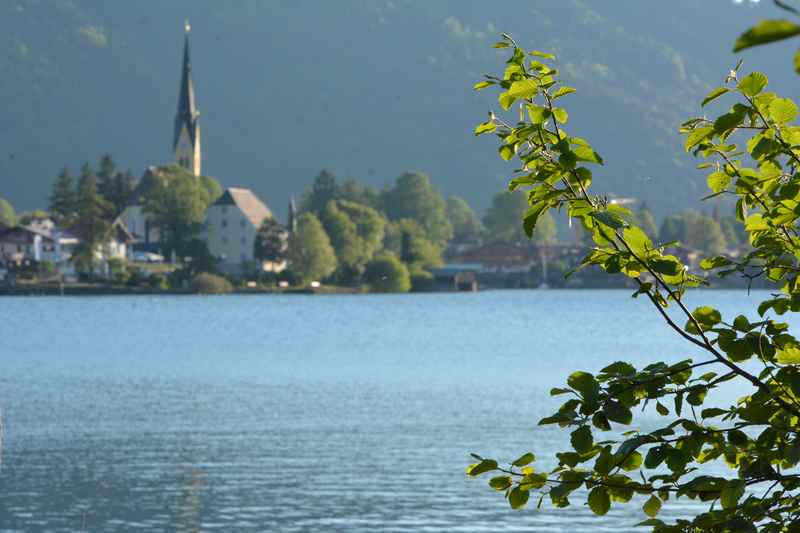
xmin=221 ymin=206 xmax=228 ymax=215
xmin=221 ymin=219 xmax=228 ymax=228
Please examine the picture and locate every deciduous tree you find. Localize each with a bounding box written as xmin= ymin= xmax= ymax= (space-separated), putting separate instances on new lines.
xmin=288 ymin=213 xmax=337 ymax=285
xmin=467 ymin=30 xmax=800 ymax=532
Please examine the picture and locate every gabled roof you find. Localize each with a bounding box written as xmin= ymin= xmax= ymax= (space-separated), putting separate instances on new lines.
xmin=212 ymin=188 xmax=273 ymax=227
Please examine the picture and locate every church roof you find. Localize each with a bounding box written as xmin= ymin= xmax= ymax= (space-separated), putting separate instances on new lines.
xmin=173 ymin=32 xmax=199 ymax=151
xmin=212 ymin=188 xmax=273 ymax=227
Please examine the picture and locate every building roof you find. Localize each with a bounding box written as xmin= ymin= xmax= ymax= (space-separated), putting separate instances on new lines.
xmin=173 ymin=31 xmax=199 ymax=151
xmin=212 ymin=188 xmax=273 ymax=227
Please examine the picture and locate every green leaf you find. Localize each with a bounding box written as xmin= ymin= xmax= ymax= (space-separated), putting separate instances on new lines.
xmin=550 ymin=387 xmax=572 ymax=396
xmin=573 ymin=145 xmax=603 ymax=164
xmin=552 ymin=86 xmax=576 ymax=99
xmin=508 ymin=486 xmax=530 ymax=509
xmin=702 ymin=87 xmax=731 ymax=107
xmin=620 ymin=451 xmax=643 ymax=471
xmin=473 ymin=80 xmax=494 ymax=90
xmin=623 ymin=226 xmax=652 ymax=256
xmin=707 ymin=171 xmax=731 ymax=193
xmin=734 ymin=19 xmax=800 ymax=52
xmin=684 ymin=126 xmax=714 ymax=151
xmin=498 ymin=92 xmax=515 ymax=111
xmin=512 ymin=452 xmax=536 ymax=467
xmin=603 ymin=400 xmax=633 ymax=425
xmin=643 ymin=495 xmax=662 ymax=518
xmin=645 ymin=446 xmax=666 ymax=468
xmin=776 ymin=346 xmax=800 ymax=364
xmin=588 ymin=486 xmax=611 ymax=516
xmin=655 ymin=402 xmax=669 ymax=416
xmin=508 ymin=79 xmax=539 ymax=99
xmin=721 ymin=479 xmax=745 ymax=510
xmin=738 ymin=72 xmax=769 ymax=97
xmin=567 ymin=371 xmax=599 ymax=398
xmin=474 ymin=122 xmax=497 ymax=136
xmin=530 ymin=50 xmax=555 ymax=59
xmin=700 ymin=256 xmax=732 ymax=270
xmin=795 ymin=47 xmax=800 ymax=74
xmin=467 ymin=459 xmax=498 ymax=476
xmin=499 ymin=144 xmax=515 ymax=161
xmin=552 ymin=107 xmax=568 ymax=123
xmin=692 ymin=306 xmax=722 ymax=330
xmin=570 ymin=426 xmax=593 ymax=454
xmin=768 ymin=97 xmax=798 ymax=124
xmin=493 ymin=41 xmax=510 ymax=49
xmin=489 ymin=475 xmax=513 ymax=491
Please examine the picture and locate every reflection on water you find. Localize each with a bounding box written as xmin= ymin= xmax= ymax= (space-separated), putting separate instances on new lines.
xmin=0 ymin=291 xmax=785 ymax=531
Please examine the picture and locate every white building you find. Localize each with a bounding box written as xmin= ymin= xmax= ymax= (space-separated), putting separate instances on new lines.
xmin=203 ymin=188 xmax=277 ymax=271
xmin=0 ymin=218 xmax=132 ymax=277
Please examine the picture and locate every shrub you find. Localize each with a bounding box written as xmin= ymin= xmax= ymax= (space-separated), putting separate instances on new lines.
xmin=190 ymin=272 xmax=233 ymax=294
xmin=364 ymin=252 xmax=411 ymax=293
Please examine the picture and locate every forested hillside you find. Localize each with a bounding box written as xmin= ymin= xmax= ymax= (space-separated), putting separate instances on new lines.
xmin=0 ymin=0 xmax=791 ymax=220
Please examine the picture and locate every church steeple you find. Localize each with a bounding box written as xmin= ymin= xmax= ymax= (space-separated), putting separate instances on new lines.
xmin=173 ymin=20 xmax=201 ymax=176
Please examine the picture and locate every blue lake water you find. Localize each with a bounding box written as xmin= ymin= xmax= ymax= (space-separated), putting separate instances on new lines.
xmin=0 ymin=290 xmax=788 ymax=532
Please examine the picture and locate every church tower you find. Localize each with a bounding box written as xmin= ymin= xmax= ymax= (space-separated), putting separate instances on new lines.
xmin=173 ymin=21 xmax=201 ymax=176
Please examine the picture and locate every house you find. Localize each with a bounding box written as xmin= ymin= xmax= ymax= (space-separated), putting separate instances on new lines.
xmin=203 ymin=187 xmax=282 ymax=272
xmin=0 ymin=218 xmax=133 ymax=278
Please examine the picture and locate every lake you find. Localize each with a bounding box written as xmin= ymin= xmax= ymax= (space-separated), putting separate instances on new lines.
xmin=0 ymin=290 xmax=785 ymax=532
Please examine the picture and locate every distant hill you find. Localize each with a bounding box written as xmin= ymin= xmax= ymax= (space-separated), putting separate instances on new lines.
xmin=0 ymin=0 xmax=794 ymax=222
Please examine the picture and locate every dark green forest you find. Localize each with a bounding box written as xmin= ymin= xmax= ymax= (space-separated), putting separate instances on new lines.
xmin=0 ymin=1 xmax=791 ymax=222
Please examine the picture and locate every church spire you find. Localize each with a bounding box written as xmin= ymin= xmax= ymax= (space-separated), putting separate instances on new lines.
xmin=173 ymin=20 xmax=201 ymax=176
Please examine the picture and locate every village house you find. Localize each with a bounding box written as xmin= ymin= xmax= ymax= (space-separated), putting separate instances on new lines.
xmin=0 ymin=217 xmax=133 ymax=280
xmin=204 ymin=187 xmax=283 ymax=273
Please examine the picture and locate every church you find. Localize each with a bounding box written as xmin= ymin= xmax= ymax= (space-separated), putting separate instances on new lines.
xmin=120 ymin=23 xmax=286 ymax=273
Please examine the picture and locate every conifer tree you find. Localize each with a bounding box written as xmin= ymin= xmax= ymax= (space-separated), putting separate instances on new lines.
xmin=49 ymin=167 xmax=78 ymax=227
xmin=73 ymin=172 xmax=111 ymax=275
xmin=97 ymin=154 xmax=116 ymax=205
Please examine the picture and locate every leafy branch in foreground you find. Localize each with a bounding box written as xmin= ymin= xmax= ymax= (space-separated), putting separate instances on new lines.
xmin=468 ymin=33 xmax=800 ymax=532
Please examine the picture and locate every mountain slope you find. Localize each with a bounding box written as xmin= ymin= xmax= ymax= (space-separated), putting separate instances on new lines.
xmin=0 ymin=0 xmax=792 ymax=221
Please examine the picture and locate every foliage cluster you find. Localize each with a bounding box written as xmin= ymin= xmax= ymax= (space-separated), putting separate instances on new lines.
xmin=291 ymin=169 xmax=477 ymax=291
xmin=466 ymin=25 xmax=800 ymax=532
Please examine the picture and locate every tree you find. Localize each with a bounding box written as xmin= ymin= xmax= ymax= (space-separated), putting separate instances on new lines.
xmin=254 ymin=217 xmax=288 ymax=265
xmin=530 ymin=210 xmax=557 ymax=245
xmin=320 ymin=200 xmax=386 ymax=281
xmin=320 ymin=200 xmax=362 ymax=276
xmin=300 ymin=169 xmax=339 ymax=214
xmin=382 ymin=172 xmax=453 ymax=245
xmin=49 ymin=167 xmax=77 ymax=226
xmin=73 ymin=171 xmax=111 ymax=274
xmin=287 ymin=213 xmax=337 ymax=285
xmin=97 ymin=154 xmax=116 ymax=205
xmin=467 ymin=33 xmax=800 ymax=531
xmin=339 ymin=178 xmax=379 ymax=208
xmin=659 ymin=211 xmax=728 ymax=254
xmin=447 ymin=196 xmax=484 ymax=242
xmin=104 ymin=169 xmax=137 ymax=218
xmin=483 ymin=191 xmax=529 ymax=242
xmin=364 ymin=252 xmax=411 ymax=293
xmin=142 ymin=165 xmax=221 ymax=257
xmin=384 ymin=218 xmax=443 ymax=271
xmin=0 ymin=197 xmax=16 ymax=227
xmin=635 ymin=206 xmax=658 ymax=238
